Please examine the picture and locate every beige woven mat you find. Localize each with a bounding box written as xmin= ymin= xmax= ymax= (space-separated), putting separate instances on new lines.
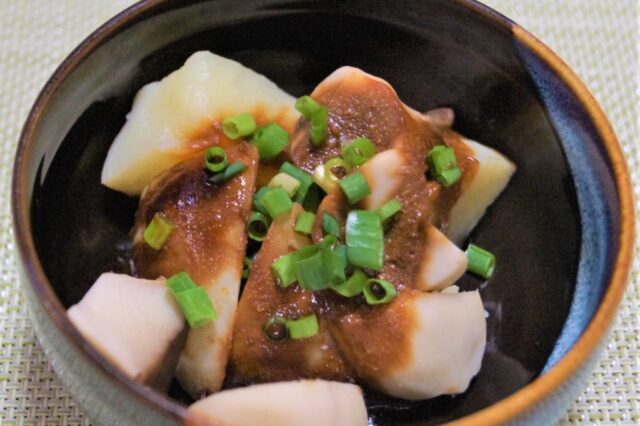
xmin=0 ymin=0 xmax=637 ymax=424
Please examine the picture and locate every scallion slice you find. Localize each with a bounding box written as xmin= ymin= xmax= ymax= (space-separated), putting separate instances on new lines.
xmin=248 ymin=211 xmax=270 ymax=242
xmin=342 ymin=137 xmax=376 ymax=167
xmin=322 ymin=213 xmax=340 ymax=238
xmin=268 ymin=172 xmax=301 ymax=198
xmin=166 ymin=272 xmax=217 ymax=328
xmin=251 ymin=123 xmax=289 ymax=160
xmin=377 ymin=198 xmax=402 ymax=224
xmin=208 ymin=161 xmax=246 ymax=183
xmin=260 ymin=187 xmax=293 ymax=219
xmin=295 ymin=95 xmax=322 ymax=120
xmin=204 ymin=146 xmax=228 ymax=173
xmin=331 ymin=269 xmax=367 ymax=297
xmin=426 ymin=145 xmax=461 ymax=187
xmin=295 ymin=211 xmax=315 ymax=235
xmin=253 ymin=187 xmax=272 ymax=216
xmin=271 ymin=252 xmax=298 ymax=288
xmin=363 ymin=278 xmax=397 ymax=305
xmin=339 ymin=171 xmax=371 ymax=205
xmin=143 ymin=212 xmax=175 ymax=250
xmin=346 ymin=210 xmax=384 ymax=271
xmin=466 ymin=244 xmax=496 ymax=279
xmin=294 ymin=249 xmax=329 ymax=291
xmin=166 ymin=271 xmax=196 ymax=293
xmin=280 ymin=162 xmax=313 ymax=203
xmin=287 ymin=314 xmax=319 ymax=339
xmin=312 ymin=163 xmax=338 ymax=194
xmin=264 ymin=315 xmax=288 ymax=341
xmin=222 ymin=113 xmax=256 ymax=140
xmin=324 ymin=157 xmax=350 ymax=185
xmin=310 ymin=106 xmax=328 ymax=147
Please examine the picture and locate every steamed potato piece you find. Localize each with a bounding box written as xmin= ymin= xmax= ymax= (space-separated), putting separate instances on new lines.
xmin=415 ymin=225 xmax=468 ymax=291
xmin=101 ymin=51 xmax=299 ymax=195
xmin=377 ymin=290 xmax=485 ymax=399
xmin=186 ymin=380 xmax=368 ymax=426
xmin=67 ymin=273 xmax=184 ymax=388
xmin=132 ymin=143 xmax=259 ymax=397
xmin=446 ymin=139 xmax=516 ymax=244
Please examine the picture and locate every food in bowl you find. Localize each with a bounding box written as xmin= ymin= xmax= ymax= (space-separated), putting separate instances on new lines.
xmin=67 ymin=51 xmax=515 ymax=424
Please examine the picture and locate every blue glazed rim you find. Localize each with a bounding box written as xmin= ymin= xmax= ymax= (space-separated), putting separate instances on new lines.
xmin=11 ymin=1 xmax=635 ymax=425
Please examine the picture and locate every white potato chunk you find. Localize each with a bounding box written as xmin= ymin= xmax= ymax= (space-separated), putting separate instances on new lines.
xmin=446 ymin=139 xmax=516 ymax=244
xmin=101 ymin=51 xmax=299 ymax=195
xmin=360 ymin=148 xmax=405 ymax=210
xmin=187 ymin=380 xmax=368 ymax=426
xmin=377 ymin=290 xmax=485 ymax=400
xmin=415 ymin=225 xmax=468 ymax=291
xmin=67 ymin=273 xmax=184 ymax=385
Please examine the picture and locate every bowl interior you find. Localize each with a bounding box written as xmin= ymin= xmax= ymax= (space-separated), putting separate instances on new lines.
xmin=27 ymin=1 xmax=586 ymax=424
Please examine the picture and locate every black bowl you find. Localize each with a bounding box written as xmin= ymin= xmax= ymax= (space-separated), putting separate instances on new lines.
xmin=13 ymin=1 xmax=634 ymax=425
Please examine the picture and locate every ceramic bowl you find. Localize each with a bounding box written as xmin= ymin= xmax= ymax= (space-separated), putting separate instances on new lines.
xmin=12 ymin=0 xmax=634 ymax=425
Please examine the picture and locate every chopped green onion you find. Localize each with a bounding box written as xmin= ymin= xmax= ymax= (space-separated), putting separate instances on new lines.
xmin=287 ymin=314 xmax=319 ymax=339
xmin=204 ymin=146 xmax=228 ymax=173
xmin=322 ymin=213 xmax=340 ymax=238
xmin=339 ymin=171 xmax=371 ymax=205
xmin=271 ymin=252 xmax=298 ymax=288
xmin=363 ymin=279 xmax=397 ymax=305
xmin=242 ymin=257 xmax=252 ymax=279
xmin=264 ymin=316 xmax=288 ymax=341
xmin=295 ymin=211 xmax=315 ymax=235
xmin=310 ymin=106 xmax=328 ymax=147
xmin=251 ymin=123 xmax=289 ymax=160
xmin=248 ymin=211 xmax=270 ymax=242
xmin=294 ymin=244 xmax=344 ymax=291
xmin=377 ymin=198 xmax=402 ymax=223
xmin=312 ymin=163 xmax=337 ymax=194
xmin=324 ymin=157 xmax=350 ymax=186
xmin=331 ymin=269 xmax=367 ymax=297
xmin=280 ymin=162 xmax=313 ymax=203
xmin=318 ymin=234 xmax=338 ymax=249
xmin=466 ymin=244 xmax=496 ymax=279
xmin=166 ymin=272 xmax=217 ymax=328
xmin=346 ymin=210 xmax=384 ymax=271
xmin=208 ymin=161 xmax=246 ymax=183
xmin=166 ymin=271 xmax=197 ymax=293
xmin=222 ymin=113 xmax=256 ymax=140
xmin=260 ymin=187 xmax=293 ymax=219
xmin=437 ymin=167 xmax=462 ymax=187
xmin=268 ymin=172 xmax=301 ymax=198
xmin=335 ymin=244 xmax=348 ymax=272
xmin=342 ymin=137 xmax=376 ymax=167
xmin=295 ymin=95 xmax=322 ymax=120
xmin=143 ymin=212 xmax=175 ymax=250
xmin=426 ymin=145 xmax=461 ymax=188
xmin=253 ymin=187 xmax=272 ymax=216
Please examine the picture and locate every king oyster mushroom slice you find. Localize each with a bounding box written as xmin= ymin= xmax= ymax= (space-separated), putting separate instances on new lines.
xmin=101 ymin=50 xmax=299 ymax=196
xmin=132 ymin=142 xmax=258 ymax=397
xmin=67 ymin=273 xmax=185 ymax=390
xmin=229 ymin=204 xmax=353 ymax=385
xmin=186 ymin=380 xmax=368 ymax=426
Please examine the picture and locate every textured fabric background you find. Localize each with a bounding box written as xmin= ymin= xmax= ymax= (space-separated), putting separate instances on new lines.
xmin=0 ymin=0 xmax=637 ymax=425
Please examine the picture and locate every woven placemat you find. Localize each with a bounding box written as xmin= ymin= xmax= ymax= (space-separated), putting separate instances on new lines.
xmin=0 ymin=1 xmax=637 ymax=424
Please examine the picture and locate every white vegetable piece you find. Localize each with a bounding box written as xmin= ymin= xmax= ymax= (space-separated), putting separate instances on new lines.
xmin=377 ymin=290 xmax=486 ymax=400
xmin=415 ymin=225 xmax=468 ymax=291
xmin=446 ymin=139 xmax=516 ymax=244
xmin=359 ymin=148 xmax=405 ymax=210
xmin=101 ymin=51 xmax=299 ymax=195
xmin=187 ymin=380 xmax=368 ymax=426
xmin=67 ymin=273 xmax=184 ymax=384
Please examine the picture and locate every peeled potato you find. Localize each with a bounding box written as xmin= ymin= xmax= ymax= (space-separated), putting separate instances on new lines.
xmin=415 ymin=225 xmax=468 ymax=291
xmin=67 ymin=273 xmax=184 ymax=388
xmin=446 ymin=139 xmax=516 ymax=244
xmin=359 ymin=148 xmax=405 ymax=210
xmin=101 ymin=51 xmax=299 ymax=195
xmin=186 ymin=380 xmax=368 ymax=426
